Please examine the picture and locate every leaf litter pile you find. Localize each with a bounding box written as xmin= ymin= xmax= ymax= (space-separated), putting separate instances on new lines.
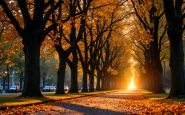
xmin=0 ymin=90 xmax=185 ymax=115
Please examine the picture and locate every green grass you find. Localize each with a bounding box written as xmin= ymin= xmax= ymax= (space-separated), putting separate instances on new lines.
xmin=139 ymin=89 xmax=168 ymax=99
xmin=0 ymin=90 xmax=118 ymax=110
xmin=139 ymin=89 xmax=185 ymax=103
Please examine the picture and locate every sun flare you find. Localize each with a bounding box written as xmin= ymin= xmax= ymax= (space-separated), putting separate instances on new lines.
xmin=128 ymin=77 xmax=136 ymax=90
xmin=128 ymin=57 xmax=137 ymax=90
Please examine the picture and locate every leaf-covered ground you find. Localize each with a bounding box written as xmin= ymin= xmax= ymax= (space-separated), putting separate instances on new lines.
xmin=0 ymin=90 xmax=117 ymax=108
xmin=0 ymin=90 xmax=185 ymax=115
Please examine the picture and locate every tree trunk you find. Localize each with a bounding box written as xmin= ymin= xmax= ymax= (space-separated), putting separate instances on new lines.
xmin=89 ymin=75 xmax=94 ymax=92
xmin=104 ymin=77 xmax=108 ymax=90
xmin=153 ymin=61 xmax=164 ymax=93
xmin=114 ymin=76 xmax=118 ymax=89
xmin=89 ymin=66 xmax=95 ymax=92
xmin=21 ymin=40 xmax=43 ymax=97
xmin=104 ymin=71 xmax=110 ymax=90
xmin=82 ymin=28 xmax=88 ymax=92
xmin=69 ymin=66 xmax=78 ymax=93
xmin=68 ymin=13 xmax=78 ymax=93
xmin=101 ymin=77 xmax=105 ymax=91
xmin=163 ymin=0 xmax=185 ymax=98
xmin=82 ymin=40 xmax=88 ymax=92
xmin=150 ymin=45 xmax=164 ymax=93
xmin=56 ymin=53 xmax=66 ymax=94
xmin=68 ymin=49 xmax=79 ymax=93
xmin=96 ymin=73 xmax=101 ymax=91
xmin=82 ymin=63 xmax=88 ymax=92
xmin=19 ymin=72 xmax=23 ymax=89
xmin=3 ymin=77 xmax=6 ymax=90
xmin=110 ymin=77 xmax=114 ymax=90
xmin=168 ymin=30 xmax=185 ymax=97
xmin=96 ymin=64 xmax=101 ymax=91
xmin=109 ymin=76 xmax=112 ymax=90
xmin=42 ymin=77 xmax=45 ymax=88
xmin=107 ymin=76 xmax=111 ymax=90
xmin=152 ymin=17 xmax=164 ymax=93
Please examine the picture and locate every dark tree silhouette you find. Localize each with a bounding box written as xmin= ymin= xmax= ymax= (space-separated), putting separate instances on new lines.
xmin=0 ymin=0 xmax=63 ymax=97
xmin=163 ymin=0 xmax=185 ymax=98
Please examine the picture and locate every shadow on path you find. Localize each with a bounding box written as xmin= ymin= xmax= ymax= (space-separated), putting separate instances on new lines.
xmin=54 ymin=102 xmax=131 ymax=115
xmin=92 ymin=90 xmax=146 ymax=100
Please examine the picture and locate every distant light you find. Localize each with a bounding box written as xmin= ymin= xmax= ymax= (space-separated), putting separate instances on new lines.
xmin=128 ymin=57 xmax=137 ymax=90
xmin=128 ymin=76 xmax=136 ymax=90
xmin=128 ymin=84 xmax=136 ymax=90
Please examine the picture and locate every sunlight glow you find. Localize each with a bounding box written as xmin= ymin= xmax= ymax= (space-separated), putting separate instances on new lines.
xmin=128 ymin=77 xmax=136 ymax=90
xmin=128 ymin=57 xmax=137 ymax=90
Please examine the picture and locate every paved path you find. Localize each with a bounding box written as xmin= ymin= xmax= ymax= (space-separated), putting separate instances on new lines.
xmin=30 ymin=89 xmax=146 ymax=115
xmin=1 ymin=89 xmax=185 ymax=115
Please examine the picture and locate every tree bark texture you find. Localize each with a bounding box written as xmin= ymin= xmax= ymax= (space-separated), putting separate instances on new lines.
xmin=89 ymin=65 xmax=95 ymax=92
xmin=168 ymin=30 xmax=185 ymax=97
xmin=56 ymin=53 xmax=66 ymax=94
xmin=163 ymin=0 xmax=185 ymax=97
xmin=21 ymin=38 xmax=42 ymax=97
xmin=82 ymin=63 xmax=88 ymax=92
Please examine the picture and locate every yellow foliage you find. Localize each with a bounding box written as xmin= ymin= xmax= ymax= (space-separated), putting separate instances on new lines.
xmin=45 ymin=60 xmax=50 ymax=63
xmin=107 ymin=66 xmax=118 ymax=75
xmin=5 ymin=59 xmax=11 ymax=64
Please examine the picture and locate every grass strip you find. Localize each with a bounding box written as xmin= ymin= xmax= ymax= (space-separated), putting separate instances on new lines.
xmin=139 ymin=89 xmax=185 ymax=103
xmin=139 ymin=89 xmax=168 ymax=99
xmin=0 ymin=90 xmax=119 ymax=110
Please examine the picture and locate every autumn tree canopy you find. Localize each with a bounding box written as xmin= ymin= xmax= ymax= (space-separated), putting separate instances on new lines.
xmin=0 ymin=0 xmax=184 ymax=99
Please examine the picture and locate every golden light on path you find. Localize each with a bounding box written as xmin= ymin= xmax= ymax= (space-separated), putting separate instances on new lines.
xmin=128 ymin=76 xmax=136 ymax=90
xmin=128 ymin=57 xmax=137 ymax=90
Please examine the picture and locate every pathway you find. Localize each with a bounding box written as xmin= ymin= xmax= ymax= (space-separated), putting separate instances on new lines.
xmin=1 ymin=89 xmax=185 ymax=115
xmin=30 ymin=89 xmax=146 ymax=115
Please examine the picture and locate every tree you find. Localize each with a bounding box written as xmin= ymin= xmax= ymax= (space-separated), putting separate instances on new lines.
xmin=131 ymin=0 xmax=167 ymax=93
xmin=13 ymin=50 xmax=24 ymax=90
xmin=40 ymin=58 xmax=49 ymax=88
xmin=47 ymin=0 xmax=94 ymax=94
xmin=163 ymin=0 xmax=185 ymax=97
xmin=76 ymin=0 xmax=130 ymax=92
xmin=99 ymin=39 xmax=125 ymax=90
xmin=0 ymin=19 xmax=23 ymax=90
xmin=0 ymin=0 xmax=63 ymax=97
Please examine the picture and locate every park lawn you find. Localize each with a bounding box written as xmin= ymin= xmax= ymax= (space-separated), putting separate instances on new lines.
xmin=139 ymin=89 xmax=167 ymax=99
xmin=139 ymin=89 xmax=185 ymax=103
xmin=0 ymin=90 xmax=118 ymax=109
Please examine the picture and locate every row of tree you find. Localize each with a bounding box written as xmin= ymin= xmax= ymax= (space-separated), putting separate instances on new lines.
xmin=0 ymin=0 xmax=129 ymax=97
xmin=129 ymin=0 xmax=167 ymax=93
xmin=0 ymin=0 xmax=184 ymax=98
xmin=129 ymin=0 xmax=185 ymax=98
